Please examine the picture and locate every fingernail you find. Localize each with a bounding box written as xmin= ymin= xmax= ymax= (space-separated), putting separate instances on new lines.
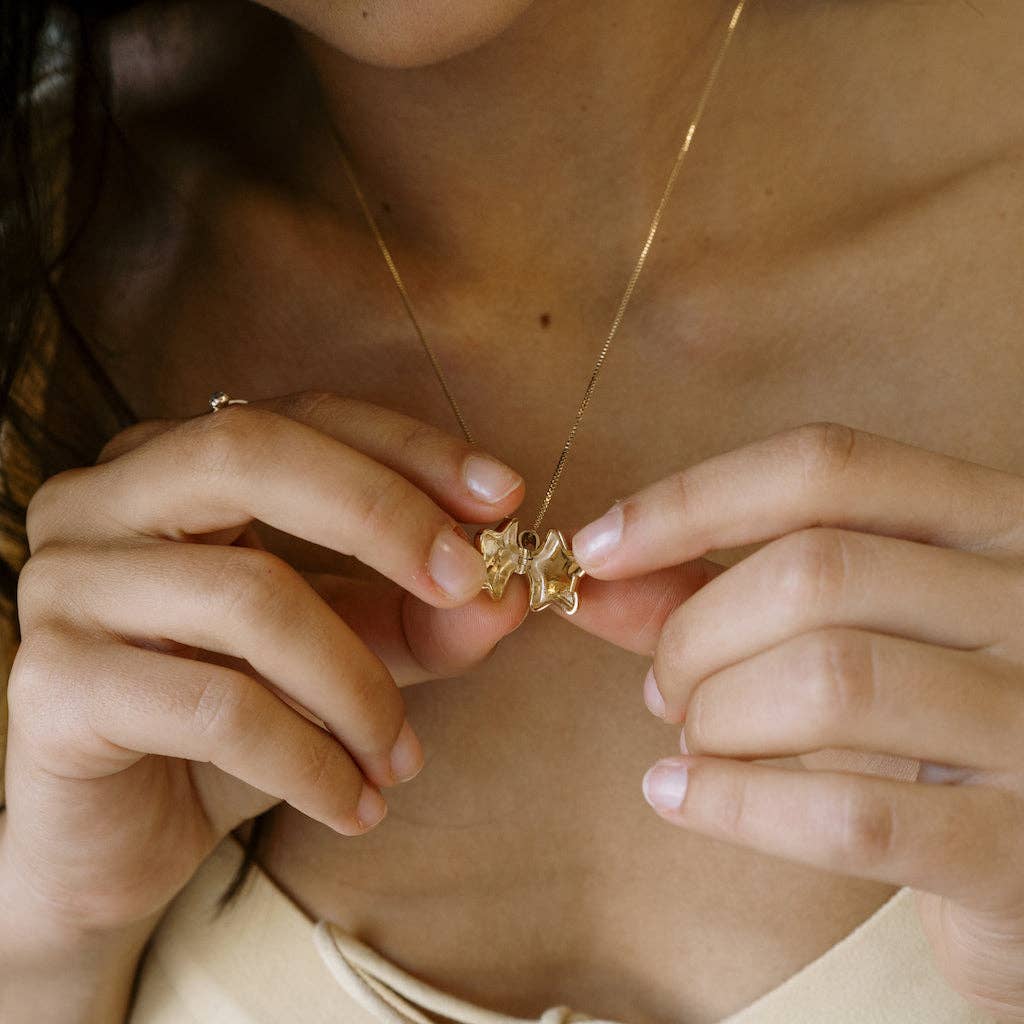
xmin=463 ymin=455 xmax=523 ymax=504
xmin=389 ymin=720 xmax=424 ymax=783
xmin=572 ymin=503 xmax=623 ymax=569
xmin=679 ymin=728 xmax=689 ymax=755
xmin=355 ymin=784 xmax=388 ymax=830
xmin=643 ymin=666 xmax=666 ymax=718
xmin=429 ymin=528 xmax=485 ymax=600
xmin=642 ymin=760 xmax=689 ymax=812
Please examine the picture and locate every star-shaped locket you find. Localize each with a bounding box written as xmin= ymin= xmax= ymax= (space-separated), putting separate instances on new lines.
xmin=475 ymin=518 xmax=585 ymax=614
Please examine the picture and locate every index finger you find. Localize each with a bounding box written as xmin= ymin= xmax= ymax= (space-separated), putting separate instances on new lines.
xmin=571 ymin=421 xmax=1024 ymax=579
xmin=29 ymin=395 xmax=524 ymax=608
xmin=96 ymin=391 xmax=525 ymax=523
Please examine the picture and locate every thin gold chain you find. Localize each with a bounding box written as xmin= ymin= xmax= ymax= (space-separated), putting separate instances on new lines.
xmin=334 ymin=142 xmax=478 ymax=447
xmin=330 ymin=0 xmax=748 ymax=534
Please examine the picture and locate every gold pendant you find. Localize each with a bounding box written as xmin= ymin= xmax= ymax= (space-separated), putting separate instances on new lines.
xmin=475 ymin=518 xmax=585 ymax=615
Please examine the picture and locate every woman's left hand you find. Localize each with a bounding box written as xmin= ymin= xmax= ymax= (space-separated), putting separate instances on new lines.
xmin=568 ymin=422 xmax=1024 ymax=1022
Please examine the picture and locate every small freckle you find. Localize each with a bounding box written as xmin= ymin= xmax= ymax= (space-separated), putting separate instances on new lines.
xmin=361 ymin=9 xmax=369 ymax=17
xmin=764 ymin=184 xmax=775 ymax=197
xmin=381 ymin=201 xmax=391 ymax=214
xmin=539 ymin=312 xmax=551 ymax=328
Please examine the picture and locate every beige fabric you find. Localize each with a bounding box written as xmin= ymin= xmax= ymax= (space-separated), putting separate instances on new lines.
xmin=130 ymin=836 xmax=994 ymax=1024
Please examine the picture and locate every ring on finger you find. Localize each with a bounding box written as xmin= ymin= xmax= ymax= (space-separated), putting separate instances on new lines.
xmin=208 ymin=391 xmax=250 ymax=413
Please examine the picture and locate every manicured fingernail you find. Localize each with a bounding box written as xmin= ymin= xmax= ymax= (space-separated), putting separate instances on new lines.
xmin=463 ymin=455 xmax=523 ymax=503
xmin=429 ymin=528 xmax=485 ymax=600
xmin=642 ymin=760 xmax=689 ymax=812
xmin=643 ymin=666 xmax=666 ymax=718
xmin=572 ymin=503 xmax=623 ymax=569
xmin=389 ymin=720 xmax=424 ymax=783
xmin=355 ymin=784 xmax=388 ymax=830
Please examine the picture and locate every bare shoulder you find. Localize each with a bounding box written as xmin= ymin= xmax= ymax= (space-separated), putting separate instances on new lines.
xmin=736 ymin=0 xmax=1024 ymax=225
xmin=752 ymin=0 xmax=1024 ymax=151
xmin=853 ymin=0 xmax=1024 ymax=135
xmin=901 ymin=0 xmax=1024 ymax=115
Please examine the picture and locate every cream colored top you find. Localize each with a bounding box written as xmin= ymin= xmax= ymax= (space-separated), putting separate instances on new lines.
xmin=129 ymin=836 xmax=995 ymax=1024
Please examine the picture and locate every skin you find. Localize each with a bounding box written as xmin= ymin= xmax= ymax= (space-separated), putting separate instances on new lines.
xmin=571 ymin=424 xmax=1024 ymax=1018
xmin=256 ymin=0 xmax=538 ymax=68
xmin=3 ymin=0 xmax=1024 ymax=1022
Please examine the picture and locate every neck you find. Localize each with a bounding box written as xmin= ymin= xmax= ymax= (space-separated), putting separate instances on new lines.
xmin=293 ymin=0 xmax=735 ymax=305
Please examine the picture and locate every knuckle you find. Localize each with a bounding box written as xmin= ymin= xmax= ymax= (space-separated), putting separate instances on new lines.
xmin=777 ymin=527 xmax=850 ymax=613
xmin=295 ymin=736 xmax=341 ymax=796
xmin=801 ymin=629 xmax=877 ymax=733
xmin=349 ymin=471 xmax=418 ymax=545
xmin=629 ymin=470 xmax=692 ymax=550
xmin=275 ymin=389 xmax=337 ymax=423
xmin=25 ymin=469 xmax=84 ymax=551
xmin=16 ymin=547 xmax=64 ymax=623
xmin=715 ymin=769 xmax=755 ymax=840
xmin=16 ymin=541 xmax=90 ymax=614
xmin=24 ymin=477 xmax=58 ymax=546
xmin=791 ymin=421 xmax=858 ymax=489
xmin=836 ymin=786 xmax=897 ymax=867
xmin=212 ymin=548 xmax=303 ymax=623
xmin=662 ymin=468 xmax=692 ymax=520
xmin=359 ymin=661 xmax=404 ymax=718
xmin=190 ymin=669 xmax=262 ymax=745
xmin=392 ymin=418 xmax=449 ymax=466
xmin=184 ymin=403 xmax=272 ymax=481
xmin=6 ymin=625 xmax=75 ymax=721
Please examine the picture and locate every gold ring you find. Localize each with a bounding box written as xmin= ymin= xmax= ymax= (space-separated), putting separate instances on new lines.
xmin=208 ymin=391 xmax=249 ymax=412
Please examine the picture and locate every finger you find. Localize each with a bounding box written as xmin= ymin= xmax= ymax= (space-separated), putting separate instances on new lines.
xmin=572 ymin=421 xmax=1024 ymax=579
xmin=685 ymin=627 xmax=1024 ymax=773
xmin=95 ymin=392 xmax=526 ymax=520
xmin=651 ymin=528 xmax=1020 ymax=720
xmin=20 ymin=542 xmax=420 ymax=790
xmin=249 ymin=393 xmax=525 ymax=519
xmin=640 ymin=755 xmax=1022 ymax=911
xmin=553 ymin=560 xmax=724 ymax=656
xmin=28 ymin=404 xmax=501 ymax=607
xmin=9 ymin=631 xmax=388 ymax=836
xmin=308 ymin=573 xmax=530 ymax=686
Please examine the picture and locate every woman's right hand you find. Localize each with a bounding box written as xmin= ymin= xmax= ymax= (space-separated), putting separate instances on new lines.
xmin=2 ymin=390 xmax=528 ymax=944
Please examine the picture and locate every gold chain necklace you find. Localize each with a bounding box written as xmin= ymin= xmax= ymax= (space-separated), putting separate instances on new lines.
xmin=328 ymin=0 xmax=748 ymax=614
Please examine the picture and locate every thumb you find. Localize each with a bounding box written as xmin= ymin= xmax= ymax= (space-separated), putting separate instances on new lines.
xmin=307 ymin=572 xmax=530 ymax=686
xmin=559 ymin=558 xmax=725 ymax=655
